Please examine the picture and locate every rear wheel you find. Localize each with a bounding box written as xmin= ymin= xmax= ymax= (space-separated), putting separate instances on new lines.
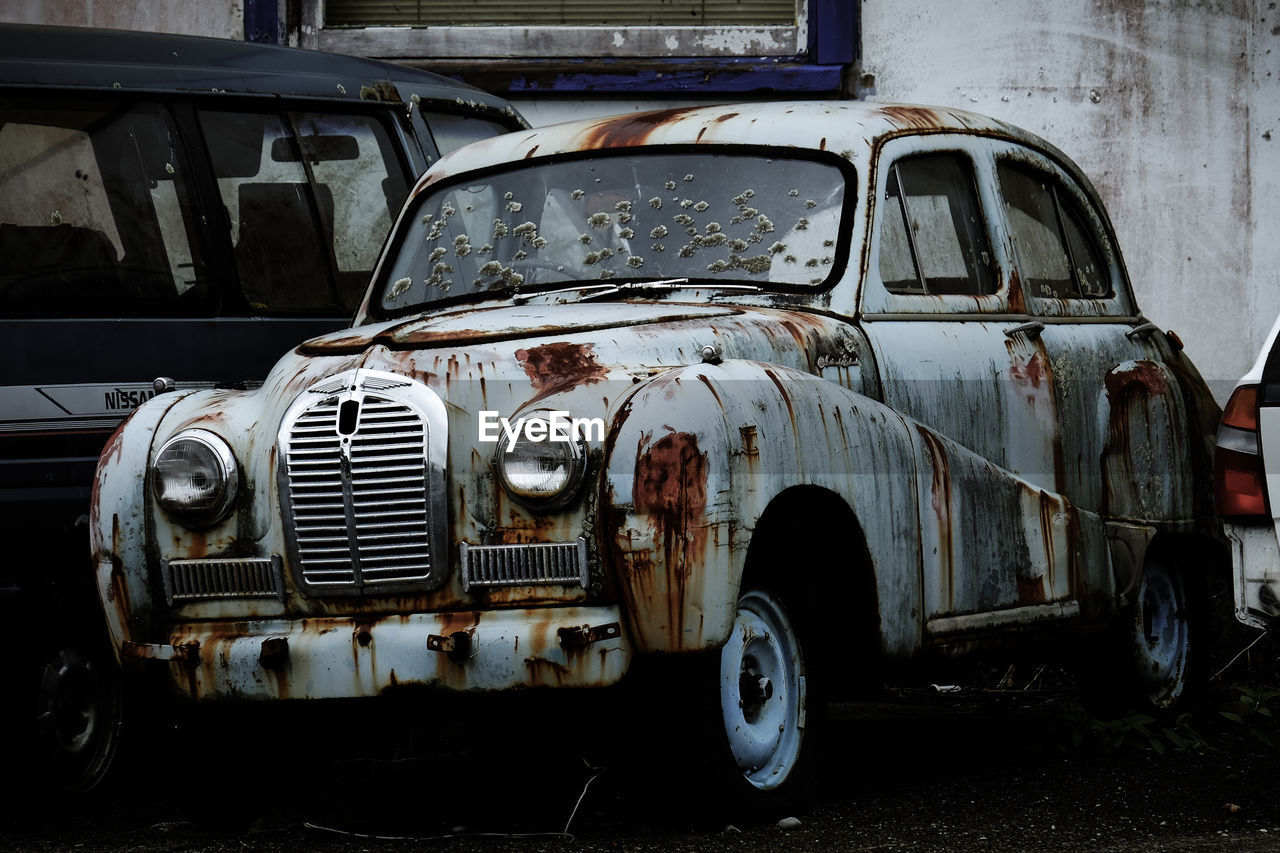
xmin=1080 ymin=551 xmax=1205 ymax=716
xmin=1128 ymin=556 xmax=1201 ymax=711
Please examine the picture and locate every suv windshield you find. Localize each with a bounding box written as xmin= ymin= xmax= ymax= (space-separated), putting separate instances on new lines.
xmin=373 ymin=150 xmax=849 ymax=316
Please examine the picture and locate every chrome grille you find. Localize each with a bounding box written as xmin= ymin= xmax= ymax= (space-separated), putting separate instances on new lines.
xmin=163 ymin=557 xmax=283 ymax=604
xmin=281 ymin=370 xmax=441 ymax=594
xmin=460 ymin=539 xmax=588 ymax=591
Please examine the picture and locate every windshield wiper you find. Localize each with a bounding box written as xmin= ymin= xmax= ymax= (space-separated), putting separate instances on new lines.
xmin=510 ymin=278 xmax=761 ymax=305
xmin=576 ymin=279 xmax=761 ymax=303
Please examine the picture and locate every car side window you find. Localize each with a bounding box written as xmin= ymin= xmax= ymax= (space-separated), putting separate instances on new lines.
xmin=0 ymin=98 xmax=212 ymax=317
xmin=998 ymin=161 xmax=1111 ymax=299
xmin=423 ymin=112 xmax=519 ymax=157
xmin=198 ymin=109 xmax=410 ymax=315
xmin=879 ymin=153 xmax=996 ymax=297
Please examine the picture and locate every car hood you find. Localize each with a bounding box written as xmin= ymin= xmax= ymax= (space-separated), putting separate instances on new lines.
xmin=298 ymin=302 xmax=745 ymax=354
xmin=289 ymin=302 xmax=868 ymax=406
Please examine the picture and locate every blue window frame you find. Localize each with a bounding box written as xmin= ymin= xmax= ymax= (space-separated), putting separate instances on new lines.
xmin=290 ymin=0 xmax=857 ymax=95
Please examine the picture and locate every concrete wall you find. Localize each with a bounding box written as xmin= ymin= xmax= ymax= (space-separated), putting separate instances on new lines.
xmin=860 ymin=0 xmax=1278 ymax=399
xmin=0 ymin=1 xmax=241 ymax=39
xmin=5 ymin=0 xmax=1275 ymax=397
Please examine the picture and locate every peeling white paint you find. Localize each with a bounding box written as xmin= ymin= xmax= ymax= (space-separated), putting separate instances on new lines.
xmin=665 ymin=34 xmax=679 ymax=50
xmin=612 ymin=31 xmax=625 ymax=48
xmin=694 ymin=27 xmax=786 ymax=54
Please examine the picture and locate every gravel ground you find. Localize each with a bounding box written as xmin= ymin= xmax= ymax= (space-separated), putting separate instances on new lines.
xmin=5 ymin=673 xmax=1280 ymax=853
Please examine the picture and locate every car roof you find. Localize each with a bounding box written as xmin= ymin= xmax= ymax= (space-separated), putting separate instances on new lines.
xmin=0 ymin=23 xmax=524 ymax=122
xmin=423 ymin=100 xmax=1078 ymax=187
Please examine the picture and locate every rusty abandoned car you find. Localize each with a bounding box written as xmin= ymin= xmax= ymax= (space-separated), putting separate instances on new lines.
xmin=90 ymin=101 xmax=1222 ymax=807
xmin=0 ymin=23 xmax=526 ymax=790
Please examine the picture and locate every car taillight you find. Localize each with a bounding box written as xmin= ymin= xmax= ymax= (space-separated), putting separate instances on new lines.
xmin=1215 ymin=384 xmax=1268 ymax=519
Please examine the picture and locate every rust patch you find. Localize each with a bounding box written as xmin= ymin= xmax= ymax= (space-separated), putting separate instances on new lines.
xmin=632 ymin=431 xmax=709 ymax=641
xmin=515 ymin=341 xmax=609 ymax=397
xmin=915 ymin=425 xmax=954 ymax=612
xmin=764 ymin=368 xmax=797 ymax=436
xmin=696 ymin=372 xmax=723 ymax=408
xmin=1007 ymin=348 xmax=1048 ymax=390
xmin=1104 ymin=360 xmax=1169 ymax=400
xmin=1017 ymin=575 xmax=1046 ymax=605
xmin=526 ymin=656 xmax=570 ymax=686
xmin=696 ymin=127 xmax=707 ymax=142
xmin=1006 ymin=269 xmax=1027 ymax=314
xmin=873 ymin=105 xmax=944 ymax=131
xmin=525 ymin=144 xmax=540 ymax=159
xmin=579 ymin=106 xmax=707 ymax=150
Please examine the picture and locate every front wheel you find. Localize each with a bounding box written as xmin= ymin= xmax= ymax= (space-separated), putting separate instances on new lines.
xmin=713 ymin=588 xmax=820 ymax=809
xmin=37 ymin=646 xmax=126 ymax=794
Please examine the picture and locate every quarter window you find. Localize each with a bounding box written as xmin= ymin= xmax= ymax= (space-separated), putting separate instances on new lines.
xmin=998 ymin=162 xmax=1111 ymax=299
xmin=879 ymin=154 xmax=996 ymax=297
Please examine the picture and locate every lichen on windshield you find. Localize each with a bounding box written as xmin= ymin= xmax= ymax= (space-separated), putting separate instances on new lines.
xmin=376 ymin=150 xmax=848 ymax=313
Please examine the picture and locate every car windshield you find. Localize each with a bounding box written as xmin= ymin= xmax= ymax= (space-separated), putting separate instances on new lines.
xmin=372 ymin=149 xmax=849 ymax=316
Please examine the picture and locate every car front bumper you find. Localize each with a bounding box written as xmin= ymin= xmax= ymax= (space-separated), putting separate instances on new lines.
xmin=123 ymin=605 xmax=632 ymax=701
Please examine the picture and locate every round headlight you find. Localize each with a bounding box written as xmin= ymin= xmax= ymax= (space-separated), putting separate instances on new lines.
xmin=496 ymin=412 xmax=588 ymax=509
xmin=151 ymin=429 xmax=238 ymax=528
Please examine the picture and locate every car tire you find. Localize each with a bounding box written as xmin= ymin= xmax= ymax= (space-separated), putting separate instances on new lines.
xmin=37 ymin=645 xmax=126 ymax=794
xmin=1127 ymin=554 xmax=1204 ymax=712
xmin=1080 ymin=550 xmax=1205 ymax=716
xmin=708 ymin=586 xmax=823 ymax=813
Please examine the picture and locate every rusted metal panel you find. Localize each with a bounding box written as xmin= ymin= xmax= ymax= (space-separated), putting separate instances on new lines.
xmin=162 ymin=606 xmax=630 ymax=700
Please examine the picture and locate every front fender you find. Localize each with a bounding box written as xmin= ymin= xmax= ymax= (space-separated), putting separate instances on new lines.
xmin=89 ymin=390 xmax=195 ymax=661
xmin=602 ymin=360 xmax=924 ymax=655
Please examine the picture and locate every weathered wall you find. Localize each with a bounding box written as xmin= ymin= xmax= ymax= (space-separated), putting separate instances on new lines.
xmin=5 ymin=0 xmax=1275 ymax=398
xmin=0 ymin=1 xmax=241 ymax=39
xmin=860 ymin=0 xmax=1277 ymax=399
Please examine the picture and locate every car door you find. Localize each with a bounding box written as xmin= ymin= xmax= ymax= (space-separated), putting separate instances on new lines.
xmin=990 ymin=143 xmax=1192 ymax=524
xmin=859 ymin=134 xmax=1077 ymax=628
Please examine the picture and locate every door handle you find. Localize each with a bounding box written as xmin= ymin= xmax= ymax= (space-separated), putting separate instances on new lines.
xmin=1004 ymin=321 xmax=1045 ymax=339
xmin=1125 ymin=321 xmax=1160 ymax=340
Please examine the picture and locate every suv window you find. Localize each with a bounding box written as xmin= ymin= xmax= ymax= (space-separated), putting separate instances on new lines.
xmin=880 ymin=153 xmax=995 ymax=297
xmin=199 ymin=108 xmax=410 ymax=314
xmin=0 ymin=97 xmax=212 ymax=316
xmin=424 ymin=112 xmax=519 ymax=156
xmin=998 ymin=161 xmax=1111 ymax=299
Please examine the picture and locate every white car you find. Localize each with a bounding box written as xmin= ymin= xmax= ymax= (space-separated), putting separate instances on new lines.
xmin=1218 ymin=315 xmax=1280 ymax=627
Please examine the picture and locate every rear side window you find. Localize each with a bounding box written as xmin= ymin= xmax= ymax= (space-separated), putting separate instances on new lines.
xmin=199 ymin=109 xmax=410 ymax=315
xmin=0 ymin=98 xmax=212 ymax=316
xmin=998 ymin=161 xmax=1111 ymax=299
xmin=879 ymin=153 xmax=996 ymax=297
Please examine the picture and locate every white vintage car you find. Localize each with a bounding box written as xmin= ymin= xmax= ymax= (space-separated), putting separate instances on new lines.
xmin=91 ymin=101 xmax=1222 ymax=807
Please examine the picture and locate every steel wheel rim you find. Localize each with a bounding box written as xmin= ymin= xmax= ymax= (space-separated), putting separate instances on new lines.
xmin=718 ymin=589 xmax=806 ymax=791
xmin=1134 ymin=565 xmax=1188 ymax=708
